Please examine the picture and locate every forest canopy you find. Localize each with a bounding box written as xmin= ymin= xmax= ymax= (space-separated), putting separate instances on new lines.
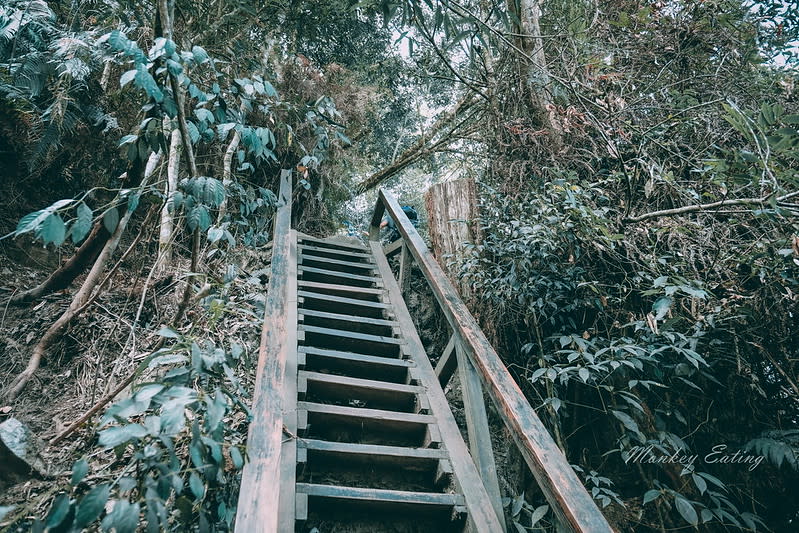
xmin=1 ymin=0 xmax=798 ymax=532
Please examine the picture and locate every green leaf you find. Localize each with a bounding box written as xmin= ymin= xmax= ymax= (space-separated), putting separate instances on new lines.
xmin=166 ymin=59 xmax=182 ymax=76
xmin=98 ymin=424 xmax=147 ymax=448
xmin=134 ymin=65 xmax=164 ymax=103
xmin=74 ymin=484 xmax=110 ymax=528
xmin=195 ymin=108 xmax=214 ymax=124
xmin=642 ymin=489 xmax=660 ymax=505
xmin=16 ymin=209 xmax=48 ymax=235
xmin=651 ymin=296 xmax=672 ymax=320
xmin=578 ymin=367 xmax=590 ymax=383
xmin=119 ymin=69 xmax=137 ymax=87
xmin=674 ymin=495 xmax=698 ymax=526
xmin=71 ymin=458 xmax=89 ymax=485
xmin=103 ymin=208 xmax=119 ymax=234
xmin=611 ymin=410 xmax=643 ymax=440
xmin=230 ymin=446 xmax=244 ymax=469
xmin=0 ymin=506 xmax=15 ymax=522
xmin=189 ymin=472 xmax=205 ymax=500
xmin=530 ymin=504 xmax=548 ymax=525
xmin=100 ymin=500 xmax=139 ymax=533
xmin=186 ymin=121 xmax=200 ymax=144
xmin=208 ymin=226 xmax=224 ymax=243
xmin=45 ymin=493 xmax=71 ymax=528
xmin=157 ymin=326 xmax=180 ymax=338
xmin=40 ymin=214 xmax=66 ymax=245
xmin=692 ymin=473 xmax=707 ymax=495
xmin=191 ymin=45 xmax=209 ymax=64
xmin=72 ymin=202 xmax=93 ymax=243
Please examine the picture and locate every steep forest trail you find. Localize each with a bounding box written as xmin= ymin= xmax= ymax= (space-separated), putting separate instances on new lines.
xmin=233 ymin=174 xmax=615 ymax=533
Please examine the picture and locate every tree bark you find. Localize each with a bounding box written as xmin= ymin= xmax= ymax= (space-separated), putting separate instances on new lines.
xmin=156 ymin=126 xmax=182 ymax=270
xmin=424 ymin=178 xmax=482 ymax=299
xmin=506 ymin=0 xmax=562 ymax=140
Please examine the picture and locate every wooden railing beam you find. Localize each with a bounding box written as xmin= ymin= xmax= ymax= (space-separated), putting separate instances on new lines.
xmin=369 ymin=190 xmax=615 ymax=533
xmin=235 ymin=169 xmax=294 ymax=533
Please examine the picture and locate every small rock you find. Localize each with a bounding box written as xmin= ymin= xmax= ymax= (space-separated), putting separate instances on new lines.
xmin=0 ymin=418 xmax=48 ymax=490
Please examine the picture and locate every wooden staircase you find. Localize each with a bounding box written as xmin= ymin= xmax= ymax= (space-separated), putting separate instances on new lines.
xmin=235 ymin=171 xmax=615 ymax=533
xmin=294 ymin=234 xmax=500 ymax=531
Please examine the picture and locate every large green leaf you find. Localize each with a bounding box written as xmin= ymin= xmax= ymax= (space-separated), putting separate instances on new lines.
xmin=98 ymin=424 xmax=147 ymax=448
xmin=39 ymin=213 xmax=66 ymax=245
xmin=674 ymin=495 xmax=698 ymax=526
xmin=71 ymin=458 xmax=89 ymax=486
xmin=134 ymin=65 xmax=164 ymax=103
xmin=72 ymin=202 xmax=93 ymax=243
xmin=74 ymin=484 xmax=110 ymax=528
xmin=100 ymin=500 xmax=139 ymax=533
xmin=45 ymin=493 xmax=71 ymax=528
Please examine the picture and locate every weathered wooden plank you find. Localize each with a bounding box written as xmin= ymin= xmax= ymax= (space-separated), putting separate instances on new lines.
xmin=300 ymin=438 xmax=449 ymax=461
xmin=298 ymin=346 xmax=412 ymax=383
xmin=277 ymin=230 xmax=299 ymax=532
xmin=398 ymin=242 xmax=411 ymax=294
xmin=298 ymin=401 xmax=434 ymax=423
xmin=370 ymin=191 xmax=614 ymax=533
xmin=456 ymin=341 xmax=505 ymax=532
xmin=299 ymin=308 xmax=397 ymax=328
xmin=298 ymin=244 xmax=373 ymax=260
xmin=299 ymin=265 xmax=380 ymax=283
xmin=298 ymin=279 xmax=384 ymax=297
xmin=299 ymin=311 xmax=397 ymax=338
xmin=235 ymin=169 xmax=293 ymax=533
xmin=299 ymin=324 xmax=403 ymax=347
xmin=370 ymin=241 xmax=505 ymax=532
xmin=300 ymin=370 xmax=421 ymax=411
xmin=296 ymin=483 xmax=464 ymax=508
xmin=299 ymin=254 xmax=377 ymax=271
xmin=382 ymin=238 xmax=404 ymax=256
xmin=435 ymin=334 xmax=458 ymax=388
xmin=298 ymin=233 xmax=368 ymax=251
xmin=298 ymin=290 xmax=391 ymax=309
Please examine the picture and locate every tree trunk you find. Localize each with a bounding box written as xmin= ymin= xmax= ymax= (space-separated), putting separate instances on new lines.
xmin=156 ymin=126 xmax=182 ymax=270
xmin=424 ymin=178 xmax=482 ymax=299
xmin=506 ymin=0 xmax=562 ymax=140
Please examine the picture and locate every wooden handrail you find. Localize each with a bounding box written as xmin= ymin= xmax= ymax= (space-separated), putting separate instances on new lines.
xmin=369 ymin=190 xmax=615 ymax=533
xmin=235 ymin=169 xmax=294 ymax=533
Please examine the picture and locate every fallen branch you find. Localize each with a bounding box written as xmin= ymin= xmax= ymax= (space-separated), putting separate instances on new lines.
xmin=2 ymin=159 xmax=159 ymax=401
xmin=48 ymin=345 xmax=163 ymax=447
xmin=623 ymin=190 xmax=799 ymax=223
xmin=353 ymin=94 xmax=478 ymax=194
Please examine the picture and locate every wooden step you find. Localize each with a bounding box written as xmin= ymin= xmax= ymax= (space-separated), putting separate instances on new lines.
xmin=298 ymin=290 xmax=391 ymax=319
xmin=298 ymin=401 xmax=440 ymax=447
xmin=299 ymin=265 xmax=380 ymax=288
xmin=299 ymin=308 xmax=397 ymax=337
xmin=298 ymin=280 xmax=383 ymax=302
xmin=299 ymin=235 xmax=367 ymax=251
xmin=298 ymin=370 xmax=425 ymax=412
xmin=299 ymin=244 xmax=373 ymax=262
xmin=298 ymin=346 xmax=413 ymax=383
xmin=297 ymin=439 xmax=452 ymax=492
xmin=299 ymin=325 xmax=404 ymax=358
xmin=299 ymin=254 xmax=377 ymax=273
xmin=296 ymin=484 xmax=466 ymax=522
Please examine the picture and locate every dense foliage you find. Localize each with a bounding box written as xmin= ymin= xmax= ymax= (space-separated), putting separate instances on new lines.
xmin=1 ymin=0 xmax=798 ymax=531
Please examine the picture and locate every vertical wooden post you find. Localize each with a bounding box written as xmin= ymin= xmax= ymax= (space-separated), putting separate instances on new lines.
xmin=398 ymin=242 xmax=411 ymax=294
xmin=456 ymin=340 xmax=506 ymax=532
xmin=235 ymin=169 xmax=294 ymax=533
xmin=435 ymin=334 xmax=458 ymax=388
